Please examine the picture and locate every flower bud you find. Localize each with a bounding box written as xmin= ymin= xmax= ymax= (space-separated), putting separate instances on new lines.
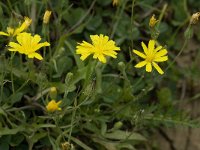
xmin=43 ymin=10 xmax=52 ymax=24
xmin=112 ymin=0 xmax=119 ymax=6
xmin=149 ymin=14 xmax=159 ymax=28
xmin=113 ymin=121 xmax=123 ymax=129
xmin=118 ymin=61 xmax=125 ymax=72
xmin=190 ymin=12 xmax=200 ymax=24
xmin=49 ymin=87 xmax=57 ymax=99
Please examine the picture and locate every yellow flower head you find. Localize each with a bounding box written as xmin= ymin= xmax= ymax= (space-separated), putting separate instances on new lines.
xmin=46 ymin=100 xmax=62 ymax=112
xmin=76 ymin=34 xmax=120 ymax=63
xmin=133 ymin=40 xmax=168 ymax=74
xmin=149 ymin=14 xmax=159 ymax=28
xmin=43 ymin=10 xmax=52 ymax=24
xmin=8 ymin=32 xmax=50 ymax=60
xmin=0 ymin=17 xmax=32 ymax=37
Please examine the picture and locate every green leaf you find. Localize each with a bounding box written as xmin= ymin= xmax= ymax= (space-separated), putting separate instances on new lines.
xmin=64 ymin=8 xmax=87 ymax=26
xmin=92 ymin=137 xmax=117 ymax=150
xmin=86 ymin=15 xmax=102 ymax=31
xmin=10 ymin=134 xmax=24 ymax=147
xmin=96 ymin=0 xmax=111 ymax=6
xmin=71 ymin=136 xmax=93 ymax=150
xmin=0 ymin=143 xmax=9 ymax=150
xmin=10 ymin=92 xmax=23 ymax=104
xmin=53 ymin=56 xmax=73 ymax=78
xmin=30 ymin=132 xmax=47 ymax=145
xmin=0 ymin=126 xmax=26 ymax=136
xmin=0 ymin=107 xmax=7 ymax=117
xmin=104 ymin=130 xmax=146 ymax=141
xmin=157 ymin=87 xmax=172 ymax=106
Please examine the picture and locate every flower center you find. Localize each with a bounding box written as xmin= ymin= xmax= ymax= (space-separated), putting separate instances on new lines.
xmin=145 ymin=54 xmax=155 ymax=62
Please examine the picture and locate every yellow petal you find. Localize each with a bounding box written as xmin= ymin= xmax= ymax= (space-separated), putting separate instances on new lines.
xmin=148 ymin=40 xmax=155 ymax=52
xmin=146 ymin=62 xmax=152 ymax=72
xmin=17 ymin=32 xmax=31 ymax=45
xmin=155 ymin=49 xmax=167 ymax=58
xmin=0 ymin=31 xmax=9 ymax=36
xmin=57 ymin=101 xmax=62 ymax=105
xmin=141 ymin=42 xmax=148 ymax=54
xmin=135 ymin=61 xmax=147 ymax=68
xmin=34 ymin=42 xmax=50 ymax=51
xmin=103 ymin=50 xmax=117 ymax=58
xmin=80 ymin=53 xmax=91 ymax=60
xmin=98 ymin=54 xmax=106 ymax=63
xmin=32 ymin=34 xmax=41 ymax=44
xmin=8 ymin=42 xmax=22 ymax=52
xmin=28 ymin=53 xmax=43 ymax=60
xmin=154 ymin=46 xmax=162 ymax=52
xmin=152 ymin=62 xmax=164 ymax=74
xmin=154 ymin=56 xmax=168 ymax=62
xmin=133 ymin=50 xmax=146 ymax=59
xmin=90 ymin=35 xmax=100 ymax=46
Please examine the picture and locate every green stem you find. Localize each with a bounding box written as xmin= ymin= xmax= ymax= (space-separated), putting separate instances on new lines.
xmin=68 ymin=98 xmax=77 ymax=143
xmin=110 ymin=0 xmax=128 ymax=38
xmin=130 ymin=0 xmax=136 ymax=48
xmin=10 ymin=52 xmax=16 ymax=94
xmin=165 ymin=39 xmax=188 ymax=71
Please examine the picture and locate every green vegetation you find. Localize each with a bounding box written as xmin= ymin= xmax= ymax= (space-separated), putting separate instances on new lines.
xmin=0 ymin=0 xmax=200 ymax=149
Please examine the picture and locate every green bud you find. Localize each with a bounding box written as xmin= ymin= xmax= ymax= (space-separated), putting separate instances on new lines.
xmin=49 ymin=87 xmax=57 ymax=99
xmin=65 ymin=72 xmax=73 ymax=84
xmin=113 ymin=121 xmax=123 ymax=129
xmin=118 ymin=62 xmax=125 ymax=72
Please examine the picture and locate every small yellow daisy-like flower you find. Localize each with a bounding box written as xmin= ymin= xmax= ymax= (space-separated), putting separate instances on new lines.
xmin=0 ymin=17 xmax=32 ymax=37
xmin=8 ymin=32 xmax=50 ymax=60
xmin=43 ymin=10 xmax=52 ymax=24
xmin=133 ymin=40 xmax=168 ymax=74
xmin=46 ymin=100 xmax=62 ymax=112
xmin=149 ymin=14 xmax=159 ymax=28
xmin=76 ymin=34 xmax=120 ymax=63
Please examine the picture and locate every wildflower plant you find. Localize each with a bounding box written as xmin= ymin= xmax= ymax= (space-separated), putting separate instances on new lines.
xmin=0 ymin=1 xmax=199 ymax=150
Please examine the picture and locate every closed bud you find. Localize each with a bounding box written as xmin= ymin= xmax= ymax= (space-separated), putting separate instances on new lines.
xmin=118 ymin=61 xmax=125 ymax=72
xmin=112 ymin=0 xmax=119 ymax=6
xmin=113 ymin=121 xmax=123 ymax=129
xmin=43 ymin=10 xmax=52 ymax=24
xmin=49 ymin=87 xmax=57 ymax=99
xmin=149 ymin=14 xmax=159 ymax=28
xmin=190 ymin=12 xmax=200 ymax=24
xmin=65 ymin=72 xmax=73 ymax=84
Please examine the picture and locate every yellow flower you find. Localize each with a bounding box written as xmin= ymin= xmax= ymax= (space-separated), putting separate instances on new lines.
xmin=43 ymin=10 xmax=52 ymax=24
xmin=46 ymin=100 xmax=62 ymax=112
xmin=112 ymin=0 xmax=119 ymax=6
xmin=0 ymin=17 xmax=32 ymax=37
xmin=76 ymin=34 xmax=120 ymax=63
xmin=8 ymin=32 xmax=50 ymax=60
xmin=133 ymin=40 xmax=168 ymax=74
xmin=149 ymin=14 xmax=159 ymax=28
